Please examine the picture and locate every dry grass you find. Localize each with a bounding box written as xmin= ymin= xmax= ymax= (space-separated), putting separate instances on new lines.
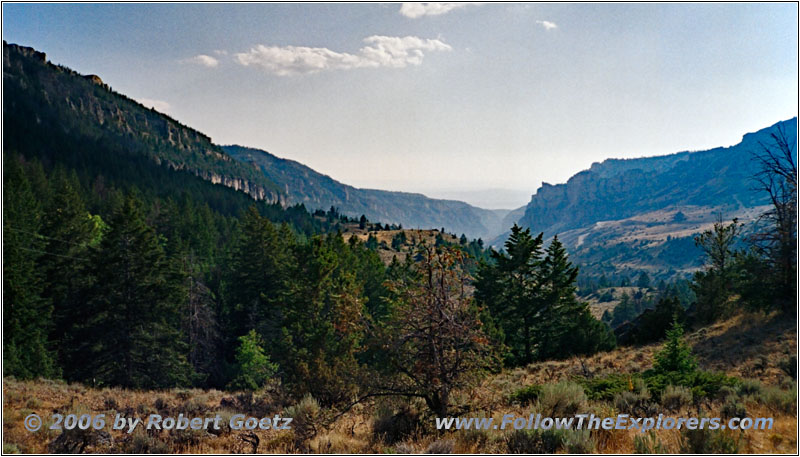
xmin=3 ymin=312 xmax=795 ymax=454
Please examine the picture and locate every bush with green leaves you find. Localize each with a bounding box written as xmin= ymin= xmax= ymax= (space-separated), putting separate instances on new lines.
xmin=643 ymin=320 xmax=738 ymax=400
xmin=660 ymin=385 xmax=692 ymax=411
xmin=680 ymin=428 xmax=740 ymax=454
xmin=760 ymin=386 xmax=797 ymax=414
xmin=721 ymin=397 xmax=747 ymax=419
xmin=505 ymin=429 xmax=565 ymax=454
xmin=634 ymin=431 xmax=669 ymax=454
xmin=579 ymin=373 xmax=632 ymax=401
xmin=508 ymin=384 xmax=542 ymax=406
xmin=537 ymin=381 xmax=587 ymax=417
xmin=228 ymin=330 xmax=277 ymax=391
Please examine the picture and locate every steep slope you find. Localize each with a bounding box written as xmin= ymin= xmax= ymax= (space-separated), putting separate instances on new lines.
xmin=223 ymin=145 xmax=508 ymax=240
xmin=501 ymin=119 xmax=795 ymax=280
xmin=3 ymin=42 xmax=282 ymax=203
xmin=517 ymin=119 xmax=793 ymax=236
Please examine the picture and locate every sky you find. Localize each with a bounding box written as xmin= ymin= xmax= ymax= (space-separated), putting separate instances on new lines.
xmin=3 ymin=3 xmax=797 ymax=209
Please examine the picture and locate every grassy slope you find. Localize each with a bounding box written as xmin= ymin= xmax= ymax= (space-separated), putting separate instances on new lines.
xmin=3 ymin=312 xmax=795 ymax=454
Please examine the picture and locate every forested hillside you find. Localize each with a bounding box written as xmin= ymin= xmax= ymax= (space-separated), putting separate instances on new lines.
xmin=223 ymin=145 xmax=508 ymax=240
xmin=3 ymin=41 xmax=282 ymax=203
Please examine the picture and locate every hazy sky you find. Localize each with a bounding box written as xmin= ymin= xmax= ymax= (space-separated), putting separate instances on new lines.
xmin=3 ymin=3 xmax=797 ymax=208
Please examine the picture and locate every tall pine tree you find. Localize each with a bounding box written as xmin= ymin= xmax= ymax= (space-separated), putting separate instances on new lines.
xmin=3 ymin=155 xmax=58 ymax=378
xmin=70 ymin=194 xmax=191 ymax=388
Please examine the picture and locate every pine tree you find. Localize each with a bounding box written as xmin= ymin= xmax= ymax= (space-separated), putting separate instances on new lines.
xmin=229 ymin=329 xmax=277 ymax=391
xmin=3 ymin=155 xmax=58 ymax=378
xmin=653 ymin=319 xmax=696 ymax=376
xmin=279 ymin=235 xmax=366 ymax=406
xmin=40 ymin=168 xmax=94 ymax=370
xmin=224 ymin=206 xmax=294 ymax=344
xmin=475 ymin=224 xmax=544 ymax=365
xmin=71 ymin=194 xmax=191 ymax=388
xmin=537 ymin=236 xmax=613 ymax=359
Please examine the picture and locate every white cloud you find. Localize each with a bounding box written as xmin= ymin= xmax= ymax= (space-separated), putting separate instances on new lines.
xmin=234 ymin=35 xmax=452 ymax=76
xmin=399 ymin=3 xmax=474 ymax=18
xmin=138 ymin=98 xmax=171 ymax=114
xmin=536 ymin=20 xmax=558 ymax=30
xmin=182 ymin=54 xmax=219 ymax=68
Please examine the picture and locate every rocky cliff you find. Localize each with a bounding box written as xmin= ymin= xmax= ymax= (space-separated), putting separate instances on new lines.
xmin=223 ymin=145 xmax=509 ymax=240
xmin=3 ymin=41 xmax=282 ymax=204
xmin=516 ymin=119 xmax=794 ymax=237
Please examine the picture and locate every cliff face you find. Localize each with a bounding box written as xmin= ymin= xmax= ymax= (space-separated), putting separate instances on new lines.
xmin=3 ymin=41 xmax=282 ymax=204
xmin=223 ymin=145 xmax=509 ymax=240
xmin=517 ymin=119 xmax=795 ymax=237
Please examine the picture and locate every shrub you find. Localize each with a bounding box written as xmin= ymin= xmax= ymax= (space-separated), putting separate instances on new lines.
xmin=680 ymin=428 xmax=740 ymax=453
xmin=124 ymin=431 xmax=171 ymax=454
xmin=760 ymin=386 xmax=796 ymax=414
xmin=3 ymin=443 xmax=21 ymax=454
xmin=737 ymin=378 xmax=763 ymax=398
xmin=562 ymin=429 xmax=595 ymax=453
xmin=228 ymin=330 xmax=277 ymax=391
xmin=615 ymin=390 xmax=653 ymax=416
xmin=580 ymin=374 xmax=632 ymax=401
xmin=284 ymin=394 xmax=322 ymax=451
xmin=537 ymin=381 xmax=587 ymax=417
xmin=505 ymin=429 xmax=564 ymax=454
xmin=508 ymin=384 xmax=541 ymax=406
xmin=720 ymin=398 xmax=747 ymax=419
xmin=395 ymin=442 xmax=417 ymax=454
xmin=661 ymin=385 xmax=692 ymax=411
xmin=372 ymin=405 xmax=421 ymax=444
xmin=778 ymin=355 xmax=797 ymax=379
xmin=634 ymin=431 xmax=669 ymax=453
xmin=424 ymin=439 xmax=454 ymax=454
xmin=717 ymin=385 xmax=738 ymax=401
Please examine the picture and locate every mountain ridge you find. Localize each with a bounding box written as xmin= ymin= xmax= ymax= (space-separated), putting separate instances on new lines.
xmin=222 ymin=144 xmax=509 ymax=239
xmin=3 ymin=41 xmax=283 ymax=204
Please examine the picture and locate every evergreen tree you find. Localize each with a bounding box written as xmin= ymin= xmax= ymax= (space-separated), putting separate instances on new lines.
xmin=636 ymin=271 xmax=651 ymax=289
xmin=537 ymin=236 xmax=614 ymax=359
xmin=3 ymin=155 xmax=58 ymax=378
xmin=40 ymin=168 xmax=94 ymax=370
xmin=652 ymin=319 xmax=697 ymax=376
xmin=223 ymin=207 xmax=294 ymax=345
xmin=229 ymin=329 xmax=277 ymax=391
xmin=71 ymin=194 xmax=191 ymax=388
xmin=279 ymin=235 xmax=366 ymax=406
xmin=475 ymin=224 xmax=543 ymax=365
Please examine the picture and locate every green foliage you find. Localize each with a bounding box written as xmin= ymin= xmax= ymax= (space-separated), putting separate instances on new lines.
xmin=579 ymin=374 xmax=632 ymax=401
xmin=643 ymin=320 xmax=738 ymax=400
xmin=508 ymin=384 xmax=542 ymax=405
xmin=652 ymin=320 xmax=697 ymax=376
xmin=537 ymin=381 xmax=587 ymax=417
xmin=661 ymin=385 xmax=693 ymax=411
xmin=624 ymin=296 xmax=686 ymax=345
xmin=229 ymin=330 xmax=277 ymax=391
xmin=692 ymin=218 xmax=742 ymax=324
xmin=634 ymin=432 xmax=669 ymax=454
xmin=476 ymin=225 xmax=614 ymax=366
xmin=680 ymin=428 xmax=740 ymax=454
xmin=71 ymin=194 xmax=192 ymax=388
xmin=3 ymin=156 xmax=58 ymax=379
xmin=505 ymin=429 xmax=566 ymax=454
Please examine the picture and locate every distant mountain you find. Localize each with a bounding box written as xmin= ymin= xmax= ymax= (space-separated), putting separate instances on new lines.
xmin=223 ymin=145 xmax=509 ymax=240
xmin=3 ymin=41 xmax=282 ymax=203
xmin=501 ymin=119 xmax=796 ymax=280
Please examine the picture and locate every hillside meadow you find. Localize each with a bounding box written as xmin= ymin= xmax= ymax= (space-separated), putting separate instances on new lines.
xmin=3 ymin=311 xmax=795 ymax=454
